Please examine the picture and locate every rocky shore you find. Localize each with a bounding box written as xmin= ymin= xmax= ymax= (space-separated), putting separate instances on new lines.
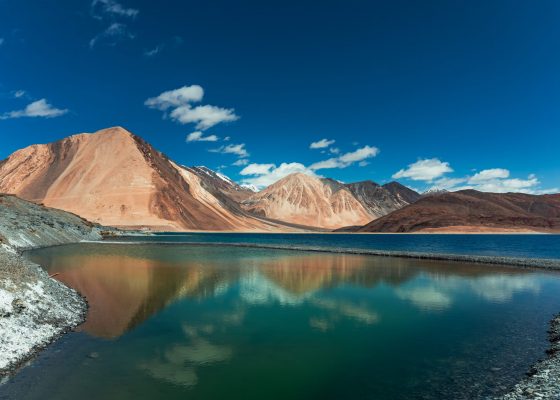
xmin=499 ymin=314 xmax=560 ymax=400
xmin=0 ymin=194 xmax=103 ymax=375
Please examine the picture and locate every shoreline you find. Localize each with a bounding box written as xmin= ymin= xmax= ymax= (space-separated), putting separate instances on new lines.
xmin=498 ymin=314 xmax=560 ymax=399
xmin=92 ymin=239 xmax=560 ymax=270
xmin=5 ymin=237 xmax=560 ymax=398
xmin=0 ymin=247 xmax=88 ymax=376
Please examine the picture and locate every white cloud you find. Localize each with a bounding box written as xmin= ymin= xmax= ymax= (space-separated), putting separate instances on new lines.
xmin=239 ymin=163 xmax=275 ymax=176
xmin=171 ymin=104 xmax=238 ymax=130
xmin=237 ymin=145 xmax=378 ymax=189
xmin=463 ymin=176 xmax=540 ymax=193
xmin=13 ymin=90 xmax=26 ymax=98
xmin=358 ymin=161 xmax=369 ymax=167
xmin=89 ymin=22 xmax=134 ymax=48
xmin=91 ymin=0 xmax=138 ymax=18
xmin=427 ymin=168 xmax=551 ymax=194
xmin=469 ymin=168 xmax=510 ymax=183
xmin=186 ymin=131 xmax=218 ymax=142
xmin=240 ymin=162 xmax=317 ymax=189
xmin=144 ymin=45 xmax=162 ymax=57
xmin=393 ymin=158 xmax=453 ymax=181
xmin=0 ymin=99 xmax=68 ymax=120
xmin=145 ymin=85 xmax=239 ymax=130
xmin=209 ymin=143 xmax=248 ymax=158
xmin=145 ymin=85 xmax=204 ymax=110
xmin=232 ymin=159 xmax=249 ymax=166
xmin=329 ymin=147 xmax=340 ymax=155
xmin=310 ymin=139 xmax=335 ymax=149
xmin=309 ymin=145 xmax=379 ymax=170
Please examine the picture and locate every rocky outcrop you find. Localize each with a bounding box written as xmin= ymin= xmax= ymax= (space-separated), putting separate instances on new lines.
xmin=0 ymin=194 xmax=103 ymax=375
xmin=0 ymin=127 xmax=292 ymax=232
xmin=344 ymin=180 xmax=419 ymax=217
xmin=353 ymin=190 xmax=560 ymax=233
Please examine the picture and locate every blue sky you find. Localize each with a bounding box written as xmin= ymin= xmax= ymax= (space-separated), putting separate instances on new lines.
xmin=0 ymin=0 xmax=559 ymax=192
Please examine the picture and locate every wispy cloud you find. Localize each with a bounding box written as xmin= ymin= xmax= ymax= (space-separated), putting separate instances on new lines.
xmin=143 ymin=37 xmax=183 ymax=58
xmin=310 ymin=138 xmax=335 ymax=149
xmin=13 ymin=90 xmax=26 ymax=98
xmin=309 ymin=145 xmax=379 ymax=170
xmin=144 ymin=45 xmax=162 ymax=57
xmin=145 ymin=84 xmax=239 ymax=130
xmin=232 ymin=159 xmax=250 ymax=166
xmin=89 ymin=22 xmax=134 ymax=48
xmin=0 ymin=99 xmax=68 ymax=120
xmin=209 ymin=143 xmax=248 ymax=158
xmin=90 ymin=0 xmax=137 ymax=48
xmin=91 ymin=0 xmax=138 ymax=19
xmin=186 ymin=131 xmax=218 ymax=142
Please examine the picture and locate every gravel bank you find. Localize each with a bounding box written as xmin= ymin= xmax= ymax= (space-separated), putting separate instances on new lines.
xmin=0 ymin=195 xmax=104 ymax=375
xmin=100 ymin=240 xmax=560 ymax=270
xmin=0 ymin=247 xmax=87 ymax=375
xmin=498 ymin=315 xmax=560 ymax=400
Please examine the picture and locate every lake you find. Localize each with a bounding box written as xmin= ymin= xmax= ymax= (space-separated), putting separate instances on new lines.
xmin=2 ymin=235 xmax=560 ymax=399
xmin=113 ymin=232 xmax=560 ymax=259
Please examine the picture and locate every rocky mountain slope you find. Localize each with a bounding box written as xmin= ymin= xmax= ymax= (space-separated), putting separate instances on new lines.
xmin=344 ymin=180 xmax=420 ymax=217
xmin=184 ymin=166 xmax=255 ymax=203
xmin=353 ymin=190 xmax=560 ymax=233
xmin=0 ymin=194 xmax=103 ymax=374
xmin=0 ymin=127 xmax=290 ymax=232
xmin=241 ymin=174 xmax=420 ymax=229
xmin=241 ymin=173 xmax=374 ymax=229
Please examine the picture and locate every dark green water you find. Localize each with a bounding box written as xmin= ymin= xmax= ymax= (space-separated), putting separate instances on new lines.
xmin=3 ymin=243 xmax=560 ymax=399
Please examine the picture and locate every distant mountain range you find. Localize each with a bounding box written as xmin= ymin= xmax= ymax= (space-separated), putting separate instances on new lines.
xmin=350 ymin=190 xmax=560 ymax=233
xmin=0 ymin=127 xmax=558 ymax=233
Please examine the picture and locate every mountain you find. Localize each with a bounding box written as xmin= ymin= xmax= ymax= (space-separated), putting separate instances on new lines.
xmin=382 ymin=181 xmax=422 ymax=204
xmin=344 ymin=180 xmax=420 ymax=217
xmin=0 ymin=127 xmax=290 ymax=232
xmin=185 ymin=166 xmax=255 ymax=203
xmin=353 ymin=190 xmax=560 ymax=233
xmin=240 ymin=173 xmax=373 ymax=229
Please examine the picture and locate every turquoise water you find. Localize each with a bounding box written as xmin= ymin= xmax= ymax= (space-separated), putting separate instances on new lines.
xmin=3 ymin=241 xmax=560 ymax=399
xmin=115 ymin=232 xmax=560 ymax=259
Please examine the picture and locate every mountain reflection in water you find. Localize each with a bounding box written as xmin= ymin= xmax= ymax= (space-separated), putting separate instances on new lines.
xmin=13 ymin=242 xmax=559 ymax=400
xmin=28 ymin=243 xmax=537 ymax=339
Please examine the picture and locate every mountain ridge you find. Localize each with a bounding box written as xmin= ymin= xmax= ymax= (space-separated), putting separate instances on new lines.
xmin=352 ymin=189 xmax=560 ymax=233
xmin=0 ymin=127 xmax=294 ymax=231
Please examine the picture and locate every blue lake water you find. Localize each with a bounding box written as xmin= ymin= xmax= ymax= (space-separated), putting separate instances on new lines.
xmin=116 ymin=232 xmax=560 ymax=259
xmin=2 ymin=236 xmax=560 ymax=399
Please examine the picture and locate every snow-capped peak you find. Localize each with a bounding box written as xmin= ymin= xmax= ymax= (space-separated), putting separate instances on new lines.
xmin=241 ymin=184 xmax=259 ymax=192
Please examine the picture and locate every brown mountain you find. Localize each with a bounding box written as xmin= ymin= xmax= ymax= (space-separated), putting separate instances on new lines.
xmin=185 ymin=166 xmax=255 ymax=203
xmin=344 ymin=180 xmax=420 ymax=217
xmin=382 ymin=181 xmax=422 ymax=204
xmin=0 ymin=127 xmax=291 ymax=231
xmin=241 ymin=173 xmax=373 ymax=229
xmin=354 ymin=190 xmax=560 ymax=233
